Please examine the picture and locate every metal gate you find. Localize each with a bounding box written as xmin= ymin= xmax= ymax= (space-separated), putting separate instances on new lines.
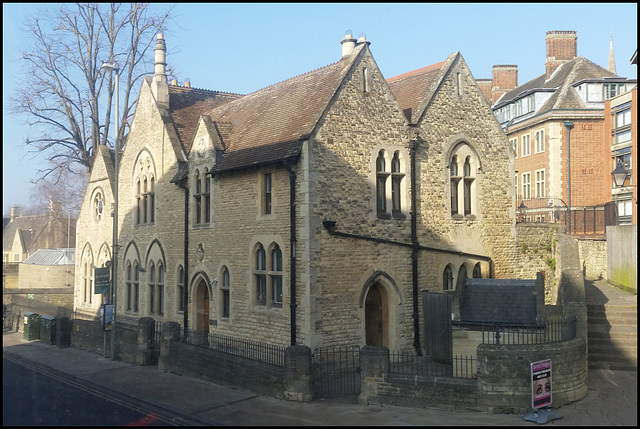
xmin=422 ymin=291 xmax=453 ymax=361
xmin=312 ymin=345 xmax=361 ymax=398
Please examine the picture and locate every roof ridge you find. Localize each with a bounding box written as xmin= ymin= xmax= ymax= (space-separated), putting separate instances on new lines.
xmin=246 ymin=58 xmax=348 ymax=95
xmin=387 ymin=61 xmax=446 ymax=83
xmin=169 ymin=84 xmax=243 ymax=97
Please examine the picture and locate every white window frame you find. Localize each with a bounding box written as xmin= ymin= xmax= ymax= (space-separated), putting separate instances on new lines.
xmin=510 ymin=138 xmax=518 ymax=158
xmin=534 ymin=129 xmax=545 ymax=154
xmin=522 ymin=172 xmax=531 ymax=200
xmin=535 ymin=169 xmax=546 ymax=198
xmin=521 ymin=134 xmax=531 ymax=157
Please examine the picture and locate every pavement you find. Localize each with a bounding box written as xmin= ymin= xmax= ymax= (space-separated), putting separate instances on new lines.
xmin=3 ymin=279 xmax=637 ymax=426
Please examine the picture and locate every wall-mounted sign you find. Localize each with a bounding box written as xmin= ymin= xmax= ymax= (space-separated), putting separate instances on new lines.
xmin=95 ymin=267 xmax=110 ymax=295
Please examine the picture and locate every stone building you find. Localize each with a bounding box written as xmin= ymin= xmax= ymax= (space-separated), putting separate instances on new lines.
xmin=75 ymin=32 xmax=530 ymax=353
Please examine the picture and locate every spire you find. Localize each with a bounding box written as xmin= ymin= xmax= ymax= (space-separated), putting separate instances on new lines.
xmin=608 ymin=34 xmax=617 ymax=75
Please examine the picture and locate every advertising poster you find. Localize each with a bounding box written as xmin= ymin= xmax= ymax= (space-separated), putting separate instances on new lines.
xmin=102 ymin=304 xmax=114 ymax=331
xmin=531 ymin=359 xmax=552 ymax=409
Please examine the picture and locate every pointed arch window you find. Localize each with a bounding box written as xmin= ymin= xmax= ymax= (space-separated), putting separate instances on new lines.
xmin=149 ymin=262 xmax=156 ymax=314
xmin=270 ymin=245 xmax=283 ymax=306
xmin=220 ymin=267 xmax=230 ymax=319
xmin=204 ymin=168 xmax=211 ymax=223
xmin=450 ymin=156 xmax=460 ymax=216
xmin=136 ymin=179 xmax=142 ymax=224
xmin=255 ymin=244 xmax=267 ymax=306
xmin=177 ymin=265 xmax=185 ymax=313
xmin=443 ymin=264 xmax=454 ymax=291
xmin=473 ymin=263 xmax=482 ymax=278
xmin=391 ymin=151 xmax=404 ymax=215
xmin=149 ymin=177 xmax=155 ymax=223
xmin=376 ymin=150 xmax=388 ymax=216
xmin=134 ymin=152 xmax=157 ymax=226
xmin=463 ymin=157 xmax=473 ymax=215
xmin=449 ymin=143 xmax=478 ymax=219
xmin=194 ymin=169 xmax=202 ymax=225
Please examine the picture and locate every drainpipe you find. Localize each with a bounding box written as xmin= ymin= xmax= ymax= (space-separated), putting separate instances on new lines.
xmin=564 ymin=121 xmax=573 ymax=234
xmin=177 ymin=178 xmax=190 ymax=341
xmin=409 ymin=137 xmax=422 ymax=356
xmin=283 ymin=163 xmax=297 ymax=346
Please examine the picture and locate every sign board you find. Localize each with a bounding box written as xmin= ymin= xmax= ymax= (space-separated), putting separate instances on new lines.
xmin=94 ymin=267 xmax=110 ymax=295
xmin=101 ymin=304 xmax=114 ymax=331
xmin=531 ymin=359 xmax=552 ymax=409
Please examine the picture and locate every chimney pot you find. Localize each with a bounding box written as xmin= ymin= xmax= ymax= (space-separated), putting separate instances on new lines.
xmin=341 ymin=29 xmax=357 ymax=58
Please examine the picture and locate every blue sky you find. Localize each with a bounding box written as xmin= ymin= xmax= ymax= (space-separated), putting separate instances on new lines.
xmin=3 ymin=3 xmax=637 ymax=215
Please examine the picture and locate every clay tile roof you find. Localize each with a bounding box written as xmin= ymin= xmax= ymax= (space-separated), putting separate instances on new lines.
xmin=168 ymin=85 xmax=242 ymax=152
xmin=208 ymin=58 xmax=352 ymax=174
xmin=387 ymin=61 xmax=446 ymax=120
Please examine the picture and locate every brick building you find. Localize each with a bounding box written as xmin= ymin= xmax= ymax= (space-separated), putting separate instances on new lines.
xmin=484 ymin=31 xmax=636 ymax=231
xmin=75 ymin=32 xmax=539 ymax=352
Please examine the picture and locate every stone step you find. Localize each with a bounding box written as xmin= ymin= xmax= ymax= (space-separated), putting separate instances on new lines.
xmin=588 ymin=336 xmax=638 ymax=349
xmin=588 ymin=343 xmax=637 ymax=356
xmin=587 ymin=323 xmax=636 ymax=335
xmin=588 ymin=360 xmax=637 ymax=371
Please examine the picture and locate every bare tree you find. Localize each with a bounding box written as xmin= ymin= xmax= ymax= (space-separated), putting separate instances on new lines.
xmin=9 ymin=3 xmax=173 ymax=182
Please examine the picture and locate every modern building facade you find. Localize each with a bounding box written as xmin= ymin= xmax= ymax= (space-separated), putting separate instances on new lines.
xmin=484 ymin=31 xmax=636 ymax=232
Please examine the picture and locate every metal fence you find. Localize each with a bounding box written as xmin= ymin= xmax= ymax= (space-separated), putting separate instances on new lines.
xmin=516 ymin=196 xmax=617 ymax=236
xmin=184 ymin=329 xmax=286 ymax=367
xmin=390 ymin=351 xmax=476 ymax=379
xmin=312 ymin=345 xmax=361 ymax=397
xmin=480 ymin=316 xmax=577 ymax=345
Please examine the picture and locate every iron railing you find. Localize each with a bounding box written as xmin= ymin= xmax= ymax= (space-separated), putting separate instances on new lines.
xmin=480 ymin=316 xmax=577 ymax=345
xmin=516 ymin=196 xmax=617 ymax=235
xmin=390 ymin=351 xmax=476 ymax=379
xmin=184 ymin=329 xmax=286 ymax=367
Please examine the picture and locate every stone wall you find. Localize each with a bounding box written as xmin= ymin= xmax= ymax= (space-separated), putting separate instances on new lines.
xmin=358 ymin=336 xmax=587 ymax=414
xmin=163 ymin=340 xmax=287 ymax=399
xmin=476 ymin=338 xmax=587 ymax=414
xmin=577 ymin=238 xmax=607 ymax=281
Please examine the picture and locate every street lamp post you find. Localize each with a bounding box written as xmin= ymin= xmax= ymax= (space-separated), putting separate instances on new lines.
xmin=564 ymin=121 xmax=573 ymax=234
xmin=102 ymin=62 xmax=119 ymax=361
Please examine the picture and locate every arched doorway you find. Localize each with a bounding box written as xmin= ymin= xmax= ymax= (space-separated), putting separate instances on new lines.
xmin=194 ymin=279 xmax=210 ymax=344
xmin=365 ymin=283 xmax=387 ymax=346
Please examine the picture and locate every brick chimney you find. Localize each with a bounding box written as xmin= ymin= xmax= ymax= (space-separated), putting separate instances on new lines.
xmin=545 ymin=31 xmax=577 ymax=80
xmin=152 ymin=33 xmax=169 ymax=109
xmin=341 ymin=30 xmax=357 ymax=58
xmin=491 ymin=65 xmax=518 ymax=105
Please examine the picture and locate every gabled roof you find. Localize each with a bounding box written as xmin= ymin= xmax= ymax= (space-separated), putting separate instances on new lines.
xmin=387 ymin=60 xmax=446 ymax=121
xmin=2 ymin=215 xmax=43 ymax=253
xmin=22 ymin=248 xmax=75 ymax=265
xmin=168 ymin=86 xmax=242 ymax=153
xmin=493 ymin=56 xmax=617 ymax=110
xmin=209 ymin=45 xmax=364 ymax=175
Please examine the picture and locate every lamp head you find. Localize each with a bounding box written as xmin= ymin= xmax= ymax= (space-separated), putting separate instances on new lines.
xmin=611 ymin=161 xmax=629 ymax=188
xmin=101 ymin=62 xmax=119 ymax=73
